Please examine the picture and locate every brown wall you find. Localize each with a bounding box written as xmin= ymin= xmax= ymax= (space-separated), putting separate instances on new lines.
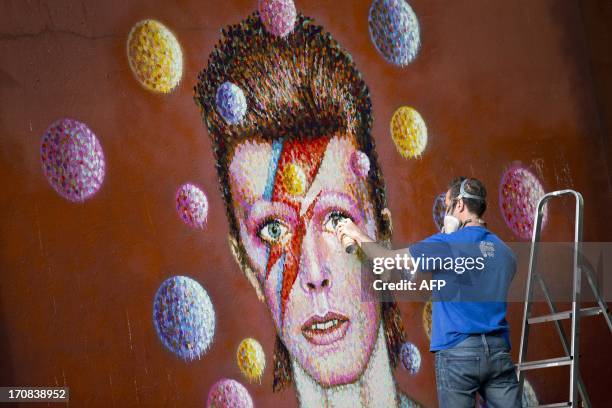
xmin=1 ymin=0 xmax=610 ymax=407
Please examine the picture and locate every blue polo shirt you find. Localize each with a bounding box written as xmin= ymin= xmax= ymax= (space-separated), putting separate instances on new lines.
xmin=410 ymin=226 xmax=516 ymax=352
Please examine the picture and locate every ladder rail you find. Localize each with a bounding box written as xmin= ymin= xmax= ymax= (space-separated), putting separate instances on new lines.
xmin=517 ymin=190 xmax=588 ymax=407
xmin=536 ymin=274 xmax=591 ymax=407
xmin=582 ymin=260 xmax=612 ymax=332
xmin=517 ymin=190 xmax=559 ymax=382
xmin=569 ymin=190 xmax=583 ymax=406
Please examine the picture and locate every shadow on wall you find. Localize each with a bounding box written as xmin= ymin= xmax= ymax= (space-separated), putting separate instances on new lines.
xmin=548 ymin=0 xmax=610 ymax=195
xmin=0 ymin=290 xmax=15 ymax=386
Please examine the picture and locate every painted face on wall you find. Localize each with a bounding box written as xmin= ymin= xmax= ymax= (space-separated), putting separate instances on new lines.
xmin=228 ymin=134 xmax=380 ymax=386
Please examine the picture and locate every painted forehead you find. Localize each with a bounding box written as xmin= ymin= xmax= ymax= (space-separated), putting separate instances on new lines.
xmin=229 ymin=135 xmax=369 ymax=206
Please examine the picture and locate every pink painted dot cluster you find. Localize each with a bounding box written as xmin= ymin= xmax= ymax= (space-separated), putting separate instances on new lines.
xmin=499 ymin=165 xmax=547 ymax=240
xmin=40 ymin=118 xmax=105 ymax=202
xmin=207 ymin=378 xmax=253 ymax=408
xmin=350 ymin=150 xmax=371 ymax=178
xmin=176 ymin=183 xmax=209 ymax=229
xmin=258 ymin=0 xmax=297 ymax=37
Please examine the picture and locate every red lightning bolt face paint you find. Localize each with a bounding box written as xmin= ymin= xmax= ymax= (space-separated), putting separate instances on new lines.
xmin=263 ymin=137 xmax=330 ymax=323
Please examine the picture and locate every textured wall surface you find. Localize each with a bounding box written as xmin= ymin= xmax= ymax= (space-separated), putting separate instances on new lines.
xmin=0 ymin=0 xmax=610 ymax=407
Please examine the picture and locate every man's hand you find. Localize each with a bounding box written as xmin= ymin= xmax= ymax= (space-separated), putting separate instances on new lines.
xmin=335 ymin=219 xmax=374 ymax=249
xmin=335 ymin=219 xmax=405 ymax=267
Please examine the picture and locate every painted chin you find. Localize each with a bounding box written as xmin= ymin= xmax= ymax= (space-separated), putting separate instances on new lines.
xmin=301 ymin=312 xmax=350 ymax=346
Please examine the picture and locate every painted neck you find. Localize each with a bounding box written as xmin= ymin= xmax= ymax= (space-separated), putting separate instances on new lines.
xmin=292 ymin=325 xmax=399 ymax=408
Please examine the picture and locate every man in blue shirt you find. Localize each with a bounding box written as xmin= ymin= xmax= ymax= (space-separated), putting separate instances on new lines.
xmin=336 ymin=177 xmax=521 ymax=408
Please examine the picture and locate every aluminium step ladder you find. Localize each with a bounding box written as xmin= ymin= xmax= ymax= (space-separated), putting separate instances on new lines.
xmin=517 ymin=189 xmax=612 ymax=408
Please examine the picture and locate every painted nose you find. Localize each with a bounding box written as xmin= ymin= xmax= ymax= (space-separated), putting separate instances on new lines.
xmin=305 ymin=277 xmax=330 ymax=292
xmin=299 ymin=228 xmax=332 ymax=294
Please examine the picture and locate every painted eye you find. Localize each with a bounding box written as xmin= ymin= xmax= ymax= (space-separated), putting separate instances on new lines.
xmin=323 ymin=211 xmax=352 ymax=233
xmin=258 ymin=220 xmax=289 ymax=244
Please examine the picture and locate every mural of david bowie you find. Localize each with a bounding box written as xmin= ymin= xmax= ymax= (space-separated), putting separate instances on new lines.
xmin=194 ymin=11 xmax=423 ymax=408
xmin=337 ymin=177 xmax=522 ymax=408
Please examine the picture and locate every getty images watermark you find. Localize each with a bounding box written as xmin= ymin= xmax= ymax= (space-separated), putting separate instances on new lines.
xmin=371 ymin=251 xmax=486 ymax=291
xmin=359 ymin=242 xmax=612 ymax=303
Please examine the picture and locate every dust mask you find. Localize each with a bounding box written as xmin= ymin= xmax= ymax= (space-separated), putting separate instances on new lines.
xmin=442 ymin=215 xmax=461 ymax=233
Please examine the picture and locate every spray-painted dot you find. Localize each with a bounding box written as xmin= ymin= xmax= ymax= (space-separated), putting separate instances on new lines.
xmin=258 ymin=0 xmax=297 ymax=37
xmin=236 ymin=338 xmax=266 ymax=383
xmin=350 ymin=150 xmax=371 ymax=178
xmin=127 ymin=19 xmax=183 ymax=93
xmin=176 ymin=183 xmax=209 ymax=229
xmin=391 ymin=106 xmax=427 ymax=158
xmin=369 ymin=0 xmax=421 ymax=66
xmin=499 ymin=164 xmax=547 ymax=240
xmin=432 ymin=192 xmax=446 ymax=231
xmin=207 ymin=378 xmax=253 ymax=408
xmin=216 ymin=82 xmax=247 ymax=125
xmin=153 ymin=276 xmax=215 ymax=361
xmin=40 ymin=118 xmax=105 ymax=202
xmin=422 ymin=298 xmax=432 ymax=340
xmin=281 ymin=163 xmax=306 ymax=196
xmin=400 ymin=342 xmax=422 ymax=374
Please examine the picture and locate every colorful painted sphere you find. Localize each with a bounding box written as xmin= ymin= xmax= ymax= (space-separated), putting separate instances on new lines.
xmin=400 ymin=341 xmax=422 ymax=374
xmin=176 ymin=183 xmax=209 ymax=229
xmin=280 ymin=163 xmax=306 ymax=196
xmin=369 ymin=0 xmax=421 ymax=66
xmin=258 ymin=0 xmax=297 ymax=37
xmin=207 ymin=378 xmax=253 ymax=408
xmin=127 ymin=19 xmax=183 ymax=93
xmin=153 ymin=276 xmax=215 ymax=361
xmin=390 ymin=106 xmax=428 ymax=158
xmin=40 ymin=118 xmax=105 ymax=202
xmin=432 ymin=192 xmax=446 ymax=231
xmin=216 ymin=82 xmax=247 ymax=125
xmin=350 ymin=150 xmax=371 ymax=178
xmin=236 ymin=338 xmax=266 ymax=382
xmin=499 ymin=165 xmax=547 ymax=240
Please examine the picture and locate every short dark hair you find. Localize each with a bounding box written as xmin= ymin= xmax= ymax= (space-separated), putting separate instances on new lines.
xmin=449 ymin=177 xmax=487 ymax=217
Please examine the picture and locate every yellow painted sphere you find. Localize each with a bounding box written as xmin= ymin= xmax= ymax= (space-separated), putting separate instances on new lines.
xmin=127 ymin=20 xmax=183 ymax=93
xmin=390 ymin=106 xmax=428 ymax=158
xmin=281 ymin=163 xmax=307 ymax=196
xmin=236 ymin=338 xmax=265 ymax=382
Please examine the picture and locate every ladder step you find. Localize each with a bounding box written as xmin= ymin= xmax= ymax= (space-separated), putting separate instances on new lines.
xmin=533 ymin=403 xmax=571 ymax=407
xmin=528 ymin=306 xmax=603 ymax=324
xmin=517 ymin=356 xmax=572 ymax=371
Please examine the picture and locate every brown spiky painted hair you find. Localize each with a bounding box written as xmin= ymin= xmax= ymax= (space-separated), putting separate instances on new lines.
xmin=194 ymin=11 xmax=404 ymax=391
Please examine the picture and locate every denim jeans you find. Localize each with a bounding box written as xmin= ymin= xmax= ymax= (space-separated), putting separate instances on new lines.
xmin=435 ymin=334 xmax=521 ymax=408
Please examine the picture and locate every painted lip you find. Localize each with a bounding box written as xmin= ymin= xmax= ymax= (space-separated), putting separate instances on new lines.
xmin=301 ymin=311 xmax=350 ymax=346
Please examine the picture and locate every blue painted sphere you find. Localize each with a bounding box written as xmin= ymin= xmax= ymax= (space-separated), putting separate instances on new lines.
xmin=153 ymin=276 xmax=215 ymax=361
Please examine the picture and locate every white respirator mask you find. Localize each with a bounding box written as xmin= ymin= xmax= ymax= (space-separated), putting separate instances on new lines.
xmin=442 ymin=179 xmax=486 ymax=234
xmin=442 ymin=214 xmax=461 ymax=234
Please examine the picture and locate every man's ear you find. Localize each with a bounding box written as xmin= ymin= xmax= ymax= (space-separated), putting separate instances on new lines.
xmin=381 ymin=208 xmax=393 ymax=236
xmin=228 ymin=235 xmax=265 ymax=302
xmin=457 ymin=198 xmax=466 ymax=213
